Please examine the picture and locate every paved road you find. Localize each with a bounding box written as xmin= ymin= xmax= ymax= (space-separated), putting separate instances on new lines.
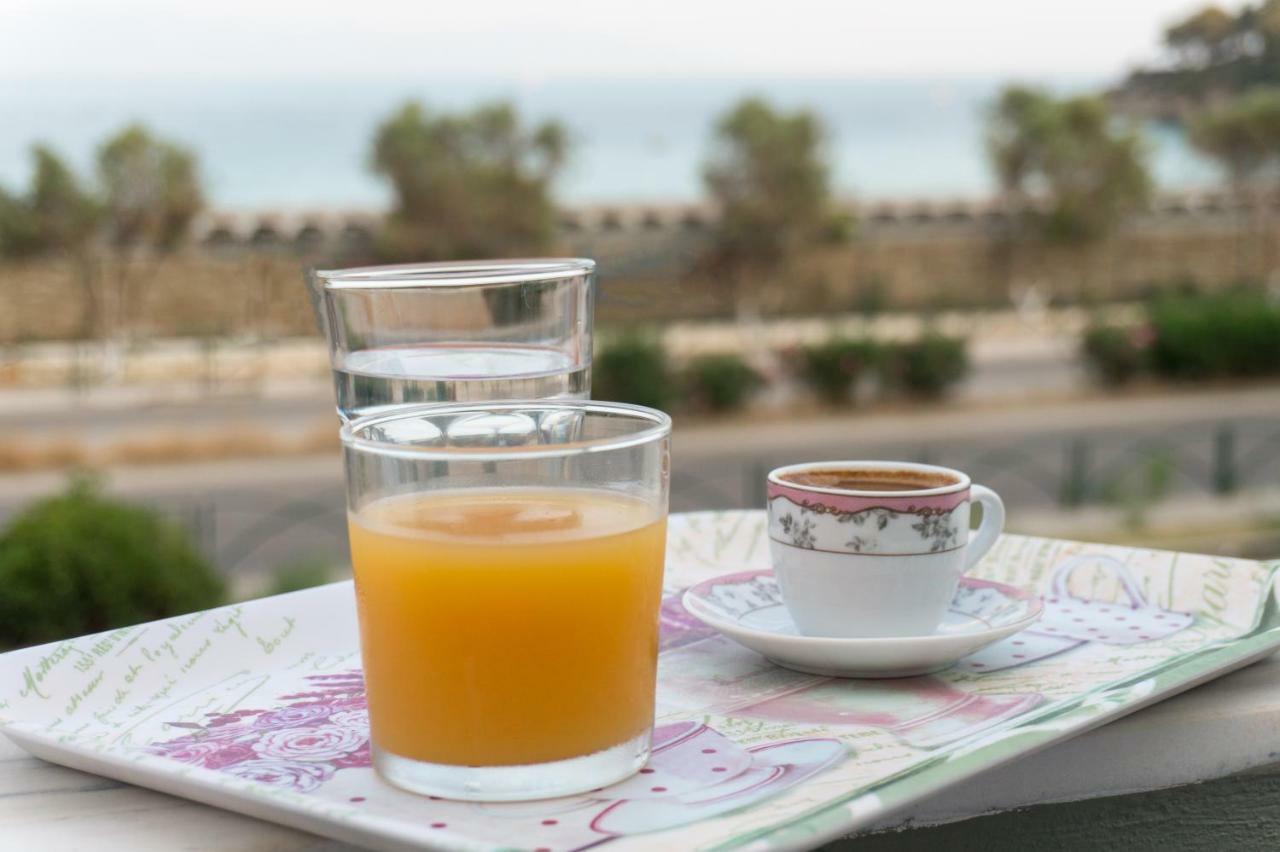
xmin=0 ymin=330 xmax=1082 ymax=444
xmin=1 ymin=385 xmax=1277 ymax=583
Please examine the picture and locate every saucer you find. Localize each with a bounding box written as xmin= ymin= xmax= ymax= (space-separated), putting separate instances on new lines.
xmin=681 ymin=570 xmax=1042 ymax=678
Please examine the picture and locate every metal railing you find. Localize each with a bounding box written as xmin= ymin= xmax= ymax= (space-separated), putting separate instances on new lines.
xmin=155 ymin=418 xmax=1280 ymax=577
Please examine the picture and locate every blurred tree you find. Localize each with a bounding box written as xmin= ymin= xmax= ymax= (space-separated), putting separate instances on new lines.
xmin=0 ymin=189 xmax=28 ymax=258
xmin=1190 ymin=87 xmax=1280 ymax=183
xmin=989 ymin=87 xmax=1152 ymax=246
xmin=0 ymin=147 xmax=104 ymax=340
xmin=369 ymin=100 xmax=567 ymax=261
xmin=97 ymin=124 xmax=203 ymax=252
xmin=1123 ymin=1 xmax=1280 ymax=99
xmin=0 ymin=127 xmax=204 ymax=345
xmin=0 ymin=146 xmax=100 ymax=258
xmin=1190 ymin=88 xmax=1280 ymax=275
xmin=701 ymin=98 xmax=836 ymax=312
xmin=987 ymin=86 xmax=1151 ymax=300
xmin=1165 ymin=6 xmax=1238 ymax=67
xmin=0 ymin=127 xmax=202 ymax=260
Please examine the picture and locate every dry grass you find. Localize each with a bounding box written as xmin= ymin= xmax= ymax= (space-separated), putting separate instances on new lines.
xmin=0 ymin=439 xmax=91 ymax=472
xmin=0 ymin=423 xmax=340 ymax=473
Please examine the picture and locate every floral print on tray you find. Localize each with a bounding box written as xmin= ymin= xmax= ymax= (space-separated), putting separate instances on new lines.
xmin=5 ymin=510 xmax=1276 ymax=852
xmin=141 ymin=670 xmax=847 ymax=850
xmin=144 ymin=671 xmax=370 ymax=792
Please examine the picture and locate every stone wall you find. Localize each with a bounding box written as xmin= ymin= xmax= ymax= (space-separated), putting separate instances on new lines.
xmin=0 ymin=194 xmax=1276 ymax=343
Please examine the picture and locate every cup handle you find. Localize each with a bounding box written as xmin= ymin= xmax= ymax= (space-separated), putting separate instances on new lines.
xmin=964 ymin=485 xmax=1005 ymax=572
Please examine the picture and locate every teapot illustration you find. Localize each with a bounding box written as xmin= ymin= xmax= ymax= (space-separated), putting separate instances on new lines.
xmin=733 ymin=677 xmax=1042 ymax=750
xmin=470 ymin=722 xmax=845 ymax=850
xmin=960 ymin=554 xmax=1195 ymax=673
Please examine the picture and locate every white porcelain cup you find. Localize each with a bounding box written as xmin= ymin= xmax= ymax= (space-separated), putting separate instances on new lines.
xmin=766 ymin=461 xmax=1005 ymax=638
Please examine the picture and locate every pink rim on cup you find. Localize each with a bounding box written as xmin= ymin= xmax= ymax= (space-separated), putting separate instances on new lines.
xmin=766 ymin=461 xmax=1005 ymax=638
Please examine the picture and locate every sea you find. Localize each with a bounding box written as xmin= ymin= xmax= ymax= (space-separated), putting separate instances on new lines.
xmin=0 ymin=75 xmax=1221 ymax=209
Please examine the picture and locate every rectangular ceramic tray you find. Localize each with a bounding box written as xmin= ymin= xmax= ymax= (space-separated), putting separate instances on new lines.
xmin=2 ymin=510 xmax=1278 ymax=852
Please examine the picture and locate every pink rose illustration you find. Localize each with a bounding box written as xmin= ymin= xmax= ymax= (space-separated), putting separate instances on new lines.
xmin=332 ymin=740 xmax=372 ymax=769
xmin=151 ymin=740 xmax=257 ymax=769
xmin=224 ymin=759 xmax=334 ymax=793
xmin=328 ymin=708 xmax=369 ymax=729
xmin=185 ymin=724 xmax=258 ymax=744
xmin=253 ymin=725 xmax=367 ymax=762
xmin=252 ymin=705 xmax=332 ymax=730
xmin=147 ymin=741 xmax=221 ymax=765
xmin=203 ymin=743 xmax=258 ymax=769
xmin=144 ymin=671 xmax=372 ymax=796
xmin=206 ymin=709 xmax=263 ymax=728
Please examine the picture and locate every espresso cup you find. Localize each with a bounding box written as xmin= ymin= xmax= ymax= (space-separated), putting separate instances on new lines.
xmin=766 ymin=461 xmax=1004 ymax=638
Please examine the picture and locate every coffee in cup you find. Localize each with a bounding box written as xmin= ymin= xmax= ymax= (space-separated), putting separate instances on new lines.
xmin=766 ymin=461 xmax=1005 ymax=638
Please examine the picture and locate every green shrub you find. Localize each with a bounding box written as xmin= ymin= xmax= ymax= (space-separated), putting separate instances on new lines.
xmin=683 ymin=354 xmax=762 ymax=413
xmin=885 ymin=334 xmax=969 ymax=398
xmin=1082 ymin=325 xmax=1145 ymax=385
xmin=0 ymin=478 xmax=224 ymax=650
xmin=593 ymin=335 xmax=672 ymax=410
xmin=797 ymin=338 xmax=880 ymax=404
xmin=1103 ymin=448 xmax=1175 ymax=531
xmin=1149 ymin=292 xmax=1280 ymax=379
xmin=265 ymin=557 xmax=334 ymax=597
xmin=853 ymin=276 xmax=889 ymax=316
xmin=1134 ymin=275 xmax=1203 ymax=303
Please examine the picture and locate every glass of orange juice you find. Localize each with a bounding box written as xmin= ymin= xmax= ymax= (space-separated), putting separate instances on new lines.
xmin=341 ymin=400 xmax=670 ymax=800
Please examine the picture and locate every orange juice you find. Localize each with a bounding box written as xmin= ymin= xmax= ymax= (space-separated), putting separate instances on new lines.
xmin=348 ymin=488 xmax=666 ymax=767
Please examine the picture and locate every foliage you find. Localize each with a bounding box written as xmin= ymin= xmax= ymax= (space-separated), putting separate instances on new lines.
xmin=702 ymin=98 xmax=836 ymax=299
xmin=369 ymin=100 xmax=567 ymax=262
xmin=1104 ymin=448 xmax=1176 ymax=531
xmin=592 ymin=335 xmax=673 ymax=411
xmin=1149 ymin=291 xmax=1280 ymax=378
xmin=0 ymin=477 xmax=224 ymax=650
xmin=987 ymin=87 xmax=1152 ymax=245
xmin=0 ymin=126 xmax=202 ymax=262
xmin=0 ymin=147 xmax=100 ymax=258
xmin=852 ymin=275 xmax=889 ymax=316
xmin=265 ymin=557 xmax=334 ymax=597
xmin=683 ymin=354 xmax=762 ymax=413
xmin=1165 ymin=6 xmax=1239 ymax=67
xmin=1079 ymin=291 xmax=1280 ymax=386
xmin=1081 ymin=324 xmax=1147 ymax=386
xmin=1133 ymin=1 xmax=1280 ymax=95
xmin=1189 ymin=87 xmax=1280 ymax=183
xmin=97 ymin=125 xmax=203 ymax=251
xmin=1118 ymin=2 xmax=1280 ymax=102
xmin=884 ymin=334 xmax=970 ymax=399
xmin=796 ymin=338 xmax=880 ymax=404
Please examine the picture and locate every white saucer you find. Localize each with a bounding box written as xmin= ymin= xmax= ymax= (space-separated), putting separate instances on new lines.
xmin=681 ymin=570 xmax=1042 ymax=678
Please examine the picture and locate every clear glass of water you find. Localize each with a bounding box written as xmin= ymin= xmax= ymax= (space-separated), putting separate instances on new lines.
xmin=308 ymin=260 xmax=595 ymax=420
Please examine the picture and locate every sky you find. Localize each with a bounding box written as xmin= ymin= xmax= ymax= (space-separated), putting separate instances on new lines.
xmin=0 ymin=0 xmax=1227 ymax=205
xmin=3 ymin=0 xmax=1214 ymax=80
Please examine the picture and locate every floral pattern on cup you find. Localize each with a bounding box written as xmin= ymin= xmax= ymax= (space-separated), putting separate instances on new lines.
xmin=766 ymin=464 xmax=1006 ymax=638
xmin=769 ymin=492 xmax=969 ymax=555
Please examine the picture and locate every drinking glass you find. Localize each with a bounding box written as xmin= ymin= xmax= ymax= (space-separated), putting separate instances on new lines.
xmin=341 ymin=400 xmax=671 ymax=800
xmin=309 ymin=259 xmax=595 ymax=420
